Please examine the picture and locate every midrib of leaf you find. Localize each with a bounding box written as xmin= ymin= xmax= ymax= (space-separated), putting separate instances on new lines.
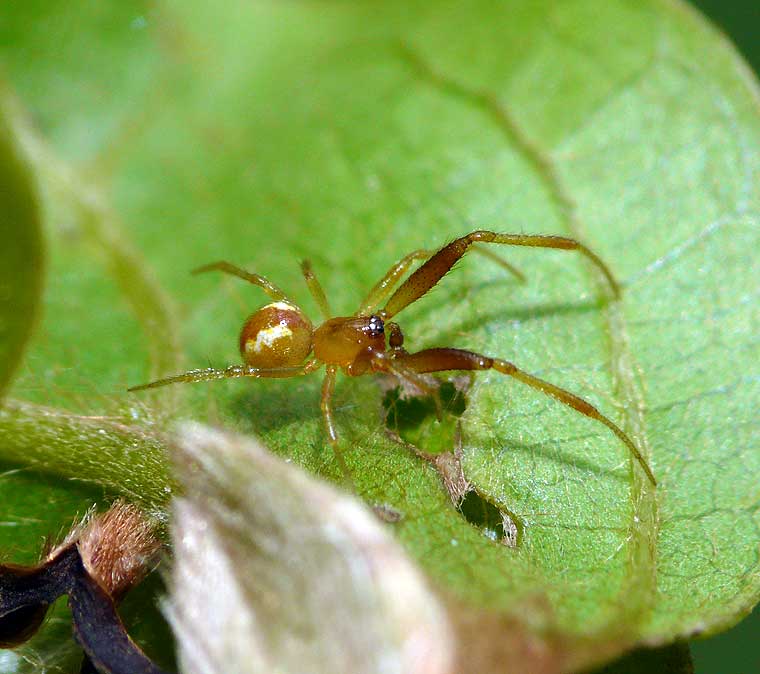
xmin=397 ymin=43 xmax=659 ymax=633
xmin=1 ymin=86 xmax=183 ymax=413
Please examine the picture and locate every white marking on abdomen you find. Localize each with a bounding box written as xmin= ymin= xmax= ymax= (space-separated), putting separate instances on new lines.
xmin=249 ymin=324 xmax=293 ymax=353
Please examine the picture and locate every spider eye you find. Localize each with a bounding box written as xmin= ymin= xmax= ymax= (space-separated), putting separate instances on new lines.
xmin=368 ymin=315 xmax=385 ymax=337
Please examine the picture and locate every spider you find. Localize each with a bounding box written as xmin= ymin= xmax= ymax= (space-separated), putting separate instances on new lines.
xmin=130 ymin=230 xmax=656 ymax=486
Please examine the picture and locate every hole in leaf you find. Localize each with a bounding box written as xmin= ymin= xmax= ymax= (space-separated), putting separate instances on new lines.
xmin=382 ymin=379 xmax=468 ymax=455
xmin=457 ymin=489 xmax=522 ymax=548
xmin=382 ymin=377 xmax=522 ymax=547
xmin=383 ymin=380 xmax=466 ymax=433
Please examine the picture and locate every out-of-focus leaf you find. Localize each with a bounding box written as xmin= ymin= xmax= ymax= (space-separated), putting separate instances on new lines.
xmin=0 ymin=93 xmax=43 ymax=398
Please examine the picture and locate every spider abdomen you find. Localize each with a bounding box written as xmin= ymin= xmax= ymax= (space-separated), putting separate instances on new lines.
xmin=239 ymin=302 xmax=313 ymax=368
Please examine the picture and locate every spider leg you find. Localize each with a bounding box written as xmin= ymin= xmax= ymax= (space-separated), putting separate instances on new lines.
xmin=393 ymin=347 xmax=656 ymax=486
xmin=379 ymin=231 xmax=620 ymax=320
xmin=301 ymin=260 xmax=332 ymax=320
xmin=357 ymin=245 xmax=523 ymax=316
xmin=320 ymin=365 xmax=339 ymax=444
xmin=129 ymin=360 xmax=321 ymax=391
xmin=192 ymin=261 xmax=291 ymax=303
xmin=357 ymin=249 xmax=431 ymax=315
xmin=320 ymin=365 xmax=358 ymax=488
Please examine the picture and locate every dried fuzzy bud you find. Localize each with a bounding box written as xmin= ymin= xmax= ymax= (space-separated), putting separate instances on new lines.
xmin=0 ymin=500 xmax=166 ymax=674
xmin=42 ymin=505 xmax=96 ymax=562
xmin=77 ymin=501 xmax=162 ymax=602
xmin=0 ymin=564 xmax=50 ymax=648
xmin=0 ymin=545 xmax=80 ymax=648
xmin=0 ymin=603 xmax=48 ymax=648
xmin=0 ymin=508 xmax=90 ymax=650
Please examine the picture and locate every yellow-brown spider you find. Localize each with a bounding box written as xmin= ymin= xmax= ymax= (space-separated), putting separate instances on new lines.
xmin=130 ymin=230 xmax=656 ymax=486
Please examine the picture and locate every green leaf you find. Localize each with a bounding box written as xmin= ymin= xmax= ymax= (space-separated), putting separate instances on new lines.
xmin=0 ymin=0 xmax=758 ymax=672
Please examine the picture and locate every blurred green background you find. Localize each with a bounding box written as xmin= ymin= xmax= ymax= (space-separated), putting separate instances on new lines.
xmin=685 ymin=2 xmax=758 ymax=674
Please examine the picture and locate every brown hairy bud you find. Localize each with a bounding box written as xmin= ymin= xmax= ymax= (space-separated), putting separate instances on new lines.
xmin=77 ymin=501 xmax=162 ymax=602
